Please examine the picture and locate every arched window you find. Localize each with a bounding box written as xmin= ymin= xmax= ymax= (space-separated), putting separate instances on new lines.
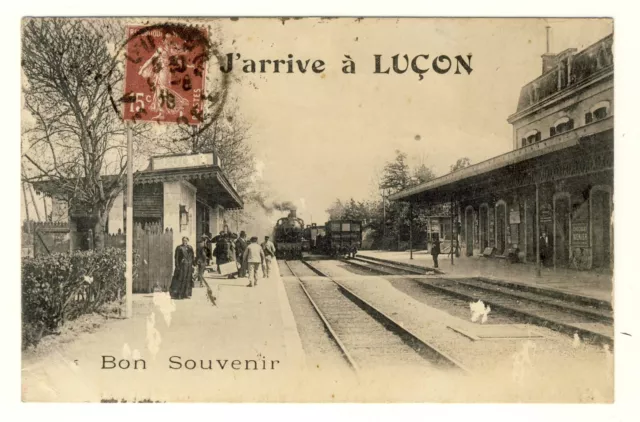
xmin=585 ymin=100 xmax=611 ymax=123
xmin=521 ymin=129 xmax=541 ymax=148
xmin=550 ymin=116 xmax=574 ymax=137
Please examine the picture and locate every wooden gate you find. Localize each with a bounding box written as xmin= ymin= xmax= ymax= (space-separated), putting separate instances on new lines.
xmin=105 ymin=223 xmax=174 ymax=293
xmin=133 ymin=223 xmax=174 ymax=293
xmin=27 ymin=221 xmax=71 ymax=257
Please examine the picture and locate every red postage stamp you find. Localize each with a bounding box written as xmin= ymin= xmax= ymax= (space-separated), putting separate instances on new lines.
xmin=123 ymin=25 xmax=207 ymax=125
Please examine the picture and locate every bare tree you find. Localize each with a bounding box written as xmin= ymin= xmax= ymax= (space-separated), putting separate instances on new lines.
xmin=21 ymin=18 xmax=146 ymax=249
xmin=160 ymin=106 xmax=256 ymax=192
xmin=157 ymin=104 xmax=262 ymax=230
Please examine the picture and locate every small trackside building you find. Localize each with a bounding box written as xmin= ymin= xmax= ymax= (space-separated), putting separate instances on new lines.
xmin=36 ymin=152 xmax=244 ymax=252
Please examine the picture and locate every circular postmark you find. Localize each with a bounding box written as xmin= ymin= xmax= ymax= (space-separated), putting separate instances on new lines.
xmin=112 ymin=21 xmax=230 ymax=140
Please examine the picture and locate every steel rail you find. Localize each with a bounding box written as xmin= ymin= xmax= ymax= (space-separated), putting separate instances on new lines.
xmin=297 ymin=259 xmax=470 ymax=373
xmin=339 ymin=257 xmax=613 ymax=346
xmin=283 ymin=260 xmax=361 ymax=374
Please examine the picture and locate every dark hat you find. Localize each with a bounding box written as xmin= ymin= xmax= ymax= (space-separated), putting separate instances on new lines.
xmin=250 ymin=236 xmax=258 ymax=242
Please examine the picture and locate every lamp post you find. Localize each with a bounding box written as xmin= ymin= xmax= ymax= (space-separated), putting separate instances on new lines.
xmin=125 ymin=123 xmax=133 ymax=319
xmin=409 ymin=202 xmax=413 ymax=260
xmin=380 ymin=187 xmax=387 ymax=240
xmin=536 ymin=183 xmax=541 ymax=277
xmin=450 ymin=198 xmax=455 ymax=266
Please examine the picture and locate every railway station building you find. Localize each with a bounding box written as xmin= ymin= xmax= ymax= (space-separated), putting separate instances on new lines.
xmin=390 ymin=33 xmax=613 ymax=271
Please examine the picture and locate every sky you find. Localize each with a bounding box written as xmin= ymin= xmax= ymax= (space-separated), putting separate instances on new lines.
xmin=217 ymin=18 xmax=613 ymax=225
xmin=20 ymin=18 xmax=613 ymax=230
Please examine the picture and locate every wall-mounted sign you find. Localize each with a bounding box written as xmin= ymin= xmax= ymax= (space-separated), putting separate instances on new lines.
xmin=572 ymin=221 xmax=589 ymax=248
xmin=539 ymin=203 xmax=552 ymax=223
xmin=509 ymin=206 xmax=521 ymax=224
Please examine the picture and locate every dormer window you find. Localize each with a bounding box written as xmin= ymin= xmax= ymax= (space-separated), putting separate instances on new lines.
xmin=521 ymin=129 xmax=541 ymax=147
xmin=550 ymin=116 xmax=574 ymax=136
xmin=585 ymin=101 xmax=610 ymax=123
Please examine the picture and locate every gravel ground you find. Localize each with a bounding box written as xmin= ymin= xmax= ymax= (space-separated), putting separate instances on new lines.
xmin=284 ymin=260 xmax=449 ymax=383
xmin=339 ymin=261 xmax=519 ymax=325
xmin=306 ymin=259 xmax=613 ymax=402
xmin=280 ymin=272 xmax=353 ymax=375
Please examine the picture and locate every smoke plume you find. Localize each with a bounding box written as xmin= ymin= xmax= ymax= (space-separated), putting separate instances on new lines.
xmin=251 ymin=196 xmax=297 ymax=215
xmin=272 ymin=201 xmax=297 ymax=212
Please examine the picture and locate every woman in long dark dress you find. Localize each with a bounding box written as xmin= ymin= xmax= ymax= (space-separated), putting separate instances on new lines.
xmin=170 ymin=237 xmax=195 ymax=299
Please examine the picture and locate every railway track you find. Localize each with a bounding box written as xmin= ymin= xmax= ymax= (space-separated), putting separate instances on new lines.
xmin=342 ymin=255 xmax=614 ymax=346
xmin=284 ymin=260 xmax=468 ymax=375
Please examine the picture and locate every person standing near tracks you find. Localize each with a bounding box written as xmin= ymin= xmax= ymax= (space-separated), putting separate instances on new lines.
xmin=431 ymin=237 xmax=441 ymax=269
xmin=243 ymin=236 xmax=266 ymax=287
xmin=216 ymin=231 xmax=236 ymax=279
xmin=261 ymin=235 xmax=276 ymax=278
xmin=170 ymin=236 xmax=195 ymax=300
xmin=235 ymin=231 xmax=248 ymax=278
xmin=196 ymin=235 xmax=210 ymax=288
xmin=229 ymin=233 xmax=238 ymax=278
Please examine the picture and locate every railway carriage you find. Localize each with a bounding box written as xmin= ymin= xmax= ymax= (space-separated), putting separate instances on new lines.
xmin=322 ymin=220 xmax=362 ymax=258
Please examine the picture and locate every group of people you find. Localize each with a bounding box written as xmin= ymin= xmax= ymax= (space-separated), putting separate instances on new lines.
xmin=170 ymin=231 xmax=277 ymax=299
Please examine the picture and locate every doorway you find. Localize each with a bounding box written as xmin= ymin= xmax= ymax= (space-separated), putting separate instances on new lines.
xmin=479 ymin=204 xmax=489 ymax=250
xmin=591 ymin=188 xmax=612 ymax=269
xmin=496 ymin=201 xmax=507 ymax=255
xmin=554 ymin=194 xmax=571 ymax=267
xmin=465 ymin=206 xmax=474 ymax=256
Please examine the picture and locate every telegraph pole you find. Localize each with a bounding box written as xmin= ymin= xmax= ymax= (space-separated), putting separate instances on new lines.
xmin=382 ymin=189 xmax=387 ymax=239
xmin=409 ymin=202 xmax=413 ymax=260
xmin=536 ymin=183 xmax=541 ymax=277
xmin=450 ymin=198 xmax=454 ymax=266
xmin=546 ymin=25 xmax=551 ymax=54
xmin=125 ymin=123 xmax=133 ymax=318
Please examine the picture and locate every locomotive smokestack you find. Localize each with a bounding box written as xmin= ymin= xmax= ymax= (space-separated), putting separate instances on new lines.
xmin=289 ymin=209 xmax=297 ymax=218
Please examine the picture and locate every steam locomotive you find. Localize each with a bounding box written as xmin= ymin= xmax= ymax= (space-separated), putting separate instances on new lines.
xmin=273 ymin=210 xmax=307 ymax=259
xmin=273 ymin=212 xmax=362 ymax=259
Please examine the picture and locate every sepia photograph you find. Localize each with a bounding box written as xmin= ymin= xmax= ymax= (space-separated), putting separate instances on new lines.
xmin=19 ymin=16 xmax=618 ymax=403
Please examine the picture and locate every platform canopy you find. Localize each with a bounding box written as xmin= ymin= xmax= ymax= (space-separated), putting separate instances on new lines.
xmin=32 ymin=152 xmax=244 ymax=211
xmin=136 ymin=152 xmax=244 ymax=210
xmin=389 ymin=117 xmax=613 ymax=205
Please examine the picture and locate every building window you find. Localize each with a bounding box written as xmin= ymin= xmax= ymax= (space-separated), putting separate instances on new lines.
xmin=585 ymin=100 xmax=610 ymax=124
xmin=551 ymin=116 xmax=574 ymax=136
xmin=179 ymin=205 xmax=190 ymax=233
xmin=522 ymin=129 xmax=541 ymax=147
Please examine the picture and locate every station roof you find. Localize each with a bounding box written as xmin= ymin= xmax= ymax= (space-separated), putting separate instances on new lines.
xmin=389 ymin=116 xmax=612 ymax=204
xmin=137 ymin=153 xmax=243 ymax=210
xmin=33 ymin=152 xmax=244 ymax=210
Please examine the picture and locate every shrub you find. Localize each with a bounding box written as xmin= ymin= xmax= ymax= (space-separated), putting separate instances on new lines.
xmin=21 ymin=248 xmax=135 ymax=349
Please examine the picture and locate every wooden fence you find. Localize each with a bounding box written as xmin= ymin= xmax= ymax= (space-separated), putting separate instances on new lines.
xmin=105 ymin=222 xmax=174 ymax=293
xmin=23 ymin=220 xmax=174 ymax=294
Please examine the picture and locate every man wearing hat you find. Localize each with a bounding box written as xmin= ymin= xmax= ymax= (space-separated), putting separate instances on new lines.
xmin=261 ymin=235 xmax=276 ymax=278
xmin=195 ymin=234 xmax=211 ymax=287
xmin=235 ymin=231 xmax=248 ymax=277
xmin=242 ymin=236 xmax=266 ymax=287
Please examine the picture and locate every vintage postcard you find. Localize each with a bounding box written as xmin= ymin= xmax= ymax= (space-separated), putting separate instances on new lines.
xmin=20 ymin=17 xmax=615 ymax=403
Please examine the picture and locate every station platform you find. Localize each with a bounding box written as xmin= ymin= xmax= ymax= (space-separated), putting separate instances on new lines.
xmin=21 ymin=261 xmax=307 ymax=402
xmin=358 ymin=250 xmax=613 ymax=305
